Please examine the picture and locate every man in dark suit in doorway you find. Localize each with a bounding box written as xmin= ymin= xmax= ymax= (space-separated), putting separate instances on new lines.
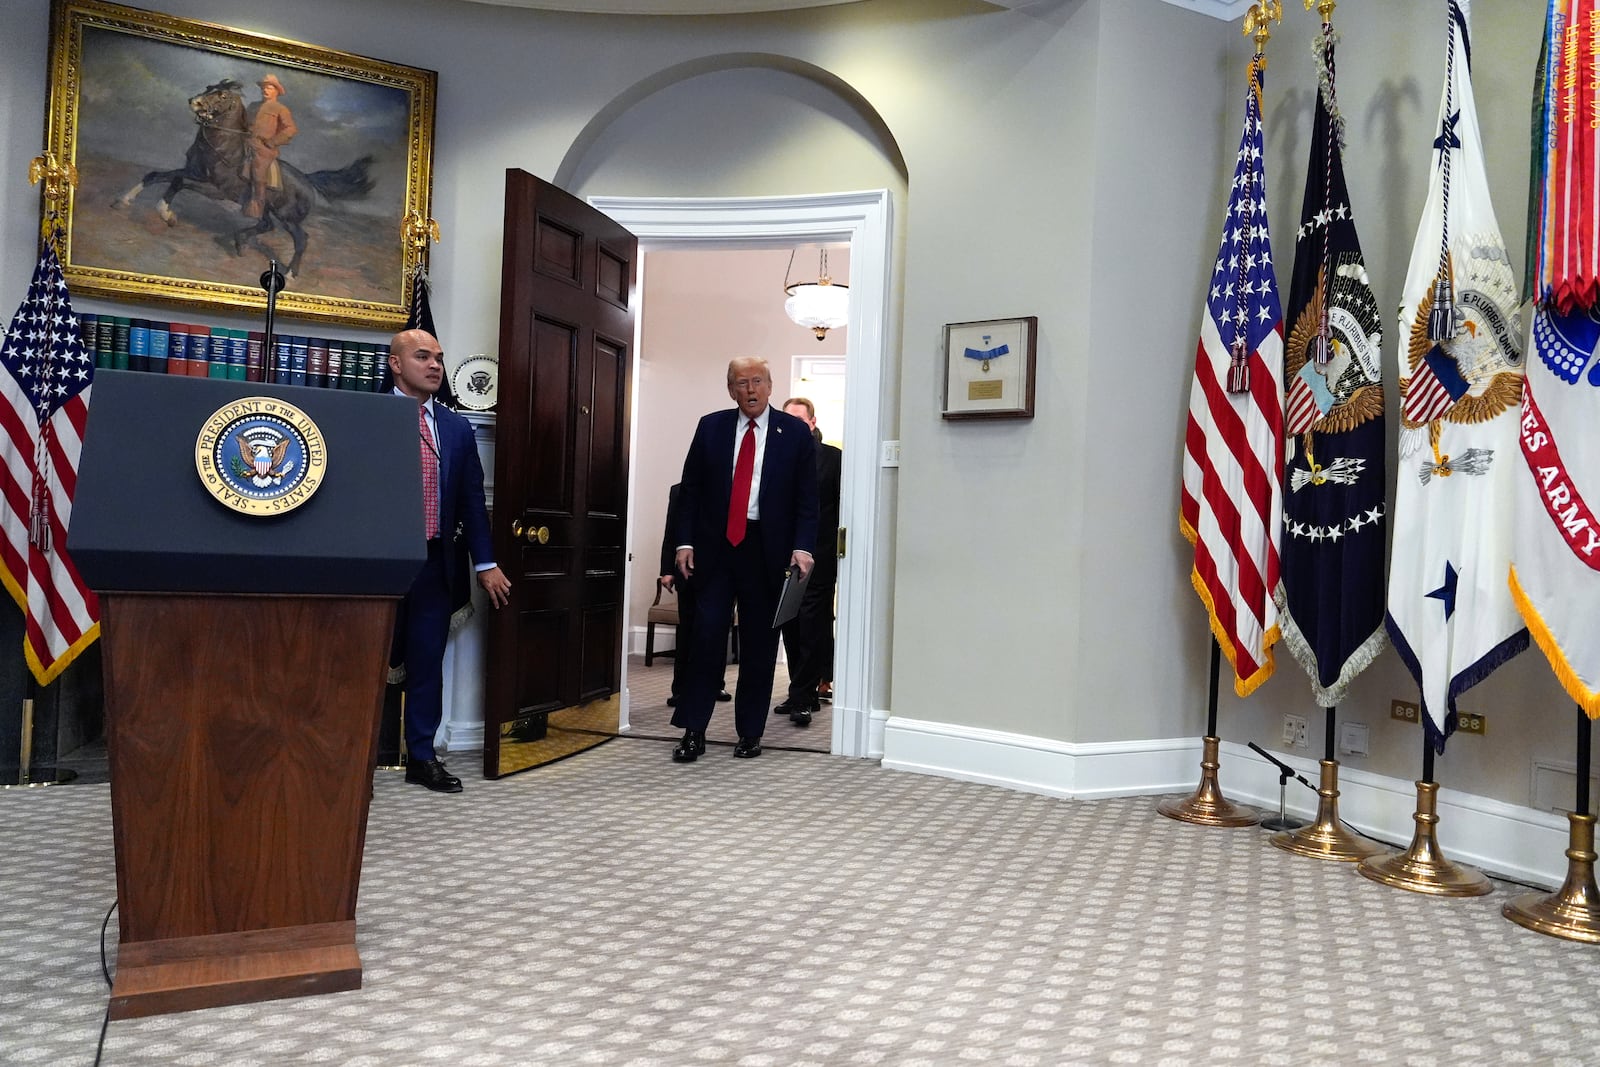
xmin=774 ymin=397 xmax=841 ymax=727
xmin=670 ymin=356 xmax=819 ymax=761
xmin=658 ymin=482 xmax=730 ymax=707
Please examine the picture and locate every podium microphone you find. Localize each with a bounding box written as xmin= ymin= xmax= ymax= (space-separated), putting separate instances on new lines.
xmin=1247 ymin=740 xmax=1314 ymax=832
xmin=260 ymin=260 xmax=287 ymax=362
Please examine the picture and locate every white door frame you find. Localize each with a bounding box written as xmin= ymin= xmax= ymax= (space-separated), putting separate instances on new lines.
xmin=590 ymin=190 xmax=893 ymax=760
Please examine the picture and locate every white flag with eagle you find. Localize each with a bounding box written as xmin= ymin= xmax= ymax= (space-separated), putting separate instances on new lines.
xmin=1387 ymin=0 xmax=1528 ymax=751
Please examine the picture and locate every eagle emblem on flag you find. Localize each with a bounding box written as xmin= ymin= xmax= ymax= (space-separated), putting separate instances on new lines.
xmin=1275 ymin=16 xmax=1387 ymax=706
xmin=1387 ymin=0 xmax=1527 ymax=751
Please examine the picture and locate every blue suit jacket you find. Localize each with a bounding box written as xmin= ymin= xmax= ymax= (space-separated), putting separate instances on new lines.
xmin=433 ymin=403 xmax=494 ymax=611
xmin=674 ymin=406 xmax=819 ymax=580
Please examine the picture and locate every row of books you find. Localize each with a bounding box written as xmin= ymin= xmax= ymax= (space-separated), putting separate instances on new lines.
xmin=76 ymin=314 xmax=393 ymax=392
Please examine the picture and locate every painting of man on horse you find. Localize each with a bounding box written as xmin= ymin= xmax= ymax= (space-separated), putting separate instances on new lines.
xmin=112 ymin=76 xmax=374 ymax=280
xmin=65 ymin=22 xmax=422 ymax=310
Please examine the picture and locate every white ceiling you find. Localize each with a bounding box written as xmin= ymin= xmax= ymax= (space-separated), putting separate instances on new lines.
xmin=446 ymin=0 xmax=1244 ymax=19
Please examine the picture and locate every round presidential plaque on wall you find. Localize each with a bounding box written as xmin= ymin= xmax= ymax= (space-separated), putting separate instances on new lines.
xmin=450 ymin=354 xmax=498 ymax=411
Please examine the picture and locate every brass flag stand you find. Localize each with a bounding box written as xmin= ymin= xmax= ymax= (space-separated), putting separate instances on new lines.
xmin=1159 ymin=641 xmax=1259 ymax=827
xmin=1503 ymin=708 xmax=1600 ymax=942
xmin=1272 ymin=706 xmax=1382 ymax=861
xmin=1358 ymin=735 xmax=1489 ymax=896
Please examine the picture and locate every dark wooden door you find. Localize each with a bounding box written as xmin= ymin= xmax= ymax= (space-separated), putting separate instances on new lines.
xmin=485 ymin=170 xmax=636 ymax=778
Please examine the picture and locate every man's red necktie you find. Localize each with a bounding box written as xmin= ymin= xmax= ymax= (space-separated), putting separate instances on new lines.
xmin=419 ymin=404 xmax=440 ymax=539
xmin=726 ymin=418 xmax=756 ymax=545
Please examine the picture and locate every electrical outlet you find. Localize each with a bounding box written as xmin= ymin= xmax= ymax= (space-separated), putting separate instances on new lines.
xmin=1283 ymin=714 xmax=1308 ymax=748
xmin=1458 ymin=712 xmax=1487 ymax=736
xmin=880 ymin=440 xmax=901 ymax=467
xmin=1391 ymin=699 xmax=1420 ymax=724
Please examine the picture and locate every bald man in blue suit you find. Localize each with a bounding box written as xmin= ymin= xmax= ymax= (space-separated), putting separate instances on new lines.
xmin=670 ymin=356 xmax=818 ymax=761
xmin=389 ymin=329 xmax=511 ymax=793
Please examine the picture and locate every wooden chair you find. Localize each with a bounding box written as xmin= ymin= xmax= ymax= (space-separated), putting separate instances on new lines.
xmin=645 ymin=584 xmax=678 ymax=666
xmin=643 ymin=584 xmax=739 ymax=667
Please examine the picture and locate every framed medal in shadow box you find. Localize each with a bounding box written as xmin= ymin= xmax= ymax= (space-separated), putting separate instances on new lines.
xmin=941 ymin=315 xmax=1037 ymax=420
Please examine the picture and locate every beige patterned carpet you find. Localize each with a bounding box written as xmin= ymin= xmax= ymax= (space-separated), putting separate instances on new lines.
xmin=4 ymin=723 xmax=1599 ymax=1065
xmin=626 ymin=652 xmax=832 ymax=752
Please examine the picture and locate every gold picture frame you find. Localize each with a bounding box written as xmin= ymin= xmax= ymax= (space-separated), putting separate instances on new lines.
xmin=44 ymin=0 xmax=437 ymax=328
xmin=941 ymin=316 xmax=1038 ymax=419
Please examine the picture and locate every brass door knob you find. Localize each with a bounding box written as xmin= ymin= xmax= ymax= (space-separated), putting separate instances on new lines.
xmin=511 ymin=519 xmax=550 ymax=544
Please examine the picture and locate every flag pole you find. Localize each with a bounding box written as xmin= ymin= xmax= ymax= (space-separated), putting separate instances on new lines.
xmin=1 ymin=159 xmax=85 ymax=791
xmin=1503 ymin=707 xmax=1600 ymax=941
xmin=2 ymin=678 xmax=79 ymax=789
xmin=1161 ymin=1 xmax=1281 ymax=830
xmin=1357 ymin=724 xmax=1489 ymax=896
xmin=1158 ymin=638 xmax=1259 ymax=827
xmin=1272 ymin=704 xmax=1383 ymax=860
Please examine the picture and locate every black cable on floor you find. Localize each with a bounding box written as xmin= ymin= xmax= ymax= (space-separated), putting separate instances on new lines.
xmin=94 ymin=899 xmax=116 ymax=1066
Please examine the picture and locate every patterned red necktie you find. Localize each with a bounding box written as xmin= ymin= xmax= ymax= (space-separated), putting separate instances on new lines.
xmin=418 ymin=404 xmax=440 ymax=539
xmin=726 ymin=418 xmax=756 ymax=545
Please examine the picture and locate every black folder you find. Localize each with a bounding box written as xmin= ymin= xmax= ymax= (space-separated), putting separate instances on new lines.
xmin=771 ymin=564 xmax=811 ymax=628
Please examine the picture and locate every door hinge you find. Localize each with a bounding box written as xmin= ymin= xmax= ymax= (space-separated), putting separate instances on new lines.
xmin=836 ymin=526 xmax=846 ymax=559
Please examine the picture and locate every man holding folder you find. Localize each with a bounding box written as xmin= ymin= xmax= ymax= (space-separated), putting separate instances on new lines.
xmin=670 ymin=357 xmax=818 ymax=762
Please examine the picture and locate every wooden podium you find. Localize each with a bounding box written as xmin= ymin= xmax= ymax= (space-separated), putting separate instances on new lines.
xmin=69 ymin=372 xmax=426 ymax=1019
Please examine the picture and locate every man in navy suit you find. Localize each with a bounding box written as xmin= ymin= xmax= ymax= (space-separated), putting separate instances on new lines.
xmin=671 ymin=356 xmax=818 ymax=761
xmin=389 ymin=329 xmax=511 ymax=792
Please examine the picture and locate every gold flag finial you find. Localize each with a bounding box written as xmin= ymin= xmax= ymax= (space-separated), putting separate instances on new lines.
xmin=29 ymin=151 xmax=78 ymax=245
xmin=402 ymin=211 xmax=441 ymax=256
xmin=1304 ymin=0 xmax=1335 ymax=22
xmin=1244 ymin=1 xmax=1282 ymax=55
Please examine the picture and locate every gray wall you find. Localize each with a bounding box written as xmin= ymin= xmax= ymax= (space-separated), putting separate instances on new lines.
xmin=0 ymin=0 xmax=1573 ymax=811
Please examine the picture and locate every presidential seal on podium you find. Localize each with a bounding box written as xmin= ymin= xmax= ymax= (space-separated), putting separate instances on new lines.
xmin=195 ymin=396 xmax=327 ymax=515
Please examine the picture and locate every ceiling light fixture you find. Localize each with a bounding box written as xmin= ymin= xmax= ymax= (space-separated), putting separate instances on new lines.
xmin=784 ymin=247 xmax=849 ymax=341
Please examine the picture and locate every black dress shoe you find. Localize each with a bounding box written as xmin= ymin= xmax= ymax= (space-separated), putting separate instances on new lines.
xmin=733 ymin=736 xmax=762 ymax=758
xmin=716 ymin=690 xmax=733 ymax=702
xmin=672 ymin=729 xmax=706 ymax=763
xmin=790 ymin=706 xmax=812 ymax=727
xmin=405 ymin=758 xmax=463 ymax=793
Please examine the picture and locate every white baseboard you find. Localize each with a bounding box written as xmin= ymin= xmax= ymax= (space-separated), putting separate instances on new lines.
xmin=880 ymin=715 xmax=1569 ymax=890
xmin=443 ymin=720 xmax=484 ymax=753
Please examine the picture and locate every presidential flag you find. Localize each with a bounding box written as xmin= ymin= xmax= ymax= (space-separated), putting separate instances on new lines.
xmin=0 ymin=239 xmax=100 ymax=685
xmin=1180 ymin=53 xmax=1284 ymax=698
xmin=1276 ymin=20 xmax=1387 ymax=707
xmin=1512 ymin=0 xmax=1600 ymax=717
xmin=1388 ymin=0 xmax=1528 ymax=752
xmin=380 ymin=262 xmax=460 ymax=409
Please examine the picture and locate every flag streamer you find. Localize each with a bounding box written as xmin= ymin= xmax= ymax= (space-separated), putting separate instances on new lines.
xmin=1511 ymin=0 xmax=1600 ymax=718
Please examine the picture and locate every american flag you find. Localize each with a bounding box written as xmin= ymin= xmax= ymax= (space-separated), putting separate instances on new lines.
xmin=1400 ymin=343 xmax=1470 ymax=425
xmin=1180 ymin=57 xmax=1285 ymax=698
xmin=1284 ymin=361 xmax=1335 ymax=436
xmin=0 ymin=241 xmax=100 ymax=685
